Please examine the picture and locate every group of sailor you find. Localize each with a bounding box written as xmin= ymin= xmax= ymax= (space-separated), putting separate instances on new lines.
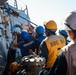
xmin=3 ymin=10 xmax=76 ymax=75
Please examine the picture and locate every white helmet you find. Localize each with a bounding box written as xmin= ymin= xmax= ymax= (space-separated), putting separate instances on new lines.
xmin=13 ymin=27 xmax=21 ymax=33
xmin=65 ymin=11 xmax=76 ymax=30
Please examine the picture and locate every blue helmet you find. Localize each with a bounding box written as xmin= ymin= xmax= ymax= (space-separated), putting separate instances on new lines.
xmin=36 ymin=26 xmax=45 ymax=35
xmin=59 ymin=30 xmax=68 ymax=37
xmin=20 ymin=30 xmax=29 ymax=40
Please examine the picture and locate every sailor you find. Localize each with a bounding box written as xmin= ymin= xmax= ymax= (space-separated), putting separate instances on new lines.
xmin=34 ymin=25 xmax=46 ymax=54
xmin=59 ymin=29 xmax=69 ymax=45
xmin=10 ymin=27 xmax=22 ymax=62
xmin=3 ymin=32 xmax=22 ymax=75
xmin=14 ymin=30 xmax=35 ymax=57
xmin=45 ymin=11 xmax=76 ymax=75
xmin=38 ymin=20 xmax=66 ymax=71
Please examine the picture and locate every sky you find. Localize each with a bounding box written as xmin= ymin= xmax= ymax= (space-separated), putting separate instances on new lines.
xmin=8 ymin=0 xmax=76 ymax=29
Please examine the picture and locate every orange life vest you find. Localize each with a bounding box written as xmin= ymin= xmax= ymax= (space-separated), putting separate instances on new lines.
xmin=45 ymin=35 xmax=66 ymax=68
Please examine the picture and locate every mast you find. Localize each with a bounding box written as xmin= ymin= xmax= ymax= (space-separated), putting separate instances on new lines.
xmin=14 ymin=0 xmax=18 ymax=9
xmin=25 ymin=5 xmax=29 ymax=16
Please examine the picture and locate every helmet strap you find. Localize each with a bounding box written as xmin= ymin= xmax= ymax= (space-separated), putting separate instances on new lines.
xmin=64 ymin=23 xmax=76 ymax=35
xmin=46 ymin=29 xmax=56 ymax=36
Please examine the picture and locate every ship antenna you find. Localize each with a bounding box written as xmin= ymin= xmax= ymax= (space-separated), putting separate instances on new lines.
xmin=14 ymin=0 xmax=18 ymax=9
xmin=25 ymin=5 xmax=29 ymax=16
